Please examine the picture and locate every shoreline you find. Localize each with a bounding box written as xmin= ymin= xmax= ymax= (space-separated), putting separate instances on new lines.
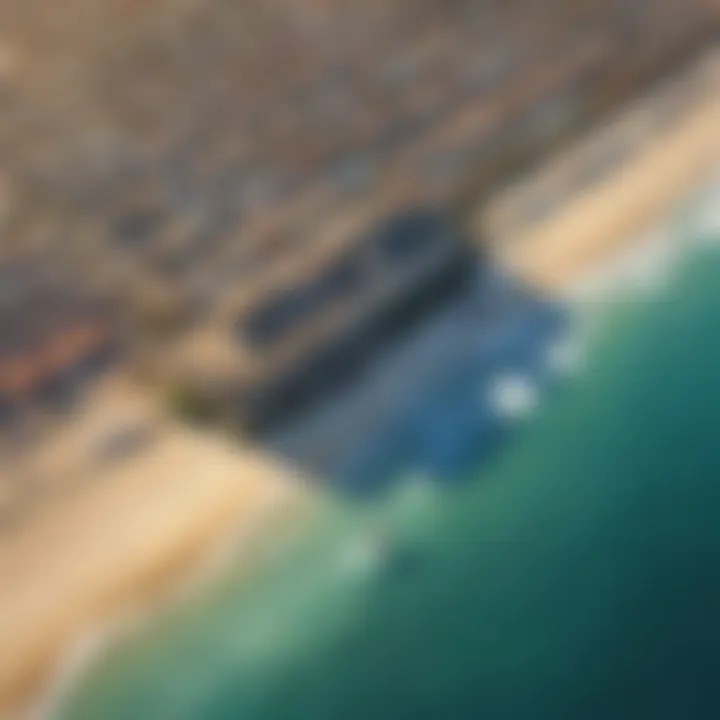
xmin=482 ymin=93 xmax=720 ymax=290
xmin=0 ymin=417 xmax=315 ymax=718
xmin=36 ymin=485 xmax=318 ymax=720
xmin=1 ymin=53 xmax=720 ymax=720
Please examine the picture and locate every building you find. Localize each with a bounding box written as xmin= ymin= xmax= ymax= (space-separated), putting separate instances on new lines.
xmin=167 ymin=209 xmax=476 ymax=434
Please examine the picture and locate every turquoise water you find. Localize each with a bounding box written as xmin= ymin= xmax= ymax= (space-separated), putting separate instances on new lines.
xmin=62 ymin=230 xmax=720 ymax=719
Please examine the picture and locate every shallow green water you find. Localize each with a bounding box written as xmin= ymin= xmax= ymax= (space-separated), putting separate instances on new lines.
xmin=62 ymin=230 xmax=720 ymax=720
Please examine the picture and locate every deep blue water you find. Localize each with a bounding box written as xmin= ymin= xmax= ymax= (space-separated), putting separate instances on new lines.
xmin=62 ymin=232 xmax=720 ymax=720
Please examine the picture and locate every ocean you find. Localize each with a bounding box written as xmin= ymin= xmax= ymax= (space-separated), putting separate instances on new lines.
xmin=59 ymin=184 xmax=720 ymax=720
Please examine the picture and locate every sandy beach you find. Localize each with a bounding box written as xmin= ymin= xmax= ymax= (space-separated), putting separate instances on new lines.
xmin=481 ymin=66 xmax=720 ymax=288
xmin=1 ymin=50 xmax=720 ymax=719
xmin=0 ymin=389 xmax=312 ymax=718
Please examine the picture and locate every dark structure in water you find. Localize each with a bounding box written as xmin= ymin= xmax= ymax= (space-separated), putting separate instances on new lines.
xmin=171 ymin=209 xmax=478 ymax=435
xmin=235 ymin=209 xmax=478 ymax=433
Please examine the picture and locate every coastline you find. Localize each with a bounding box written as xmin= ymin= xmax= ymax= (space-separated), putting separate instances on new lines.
xmin=482 ymin=93 xmax=720 ymax=289
xmin=0 ymin=415 xmax=314 ymax=718
xmin=1 ymin=55 xmax=720 ymax=720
